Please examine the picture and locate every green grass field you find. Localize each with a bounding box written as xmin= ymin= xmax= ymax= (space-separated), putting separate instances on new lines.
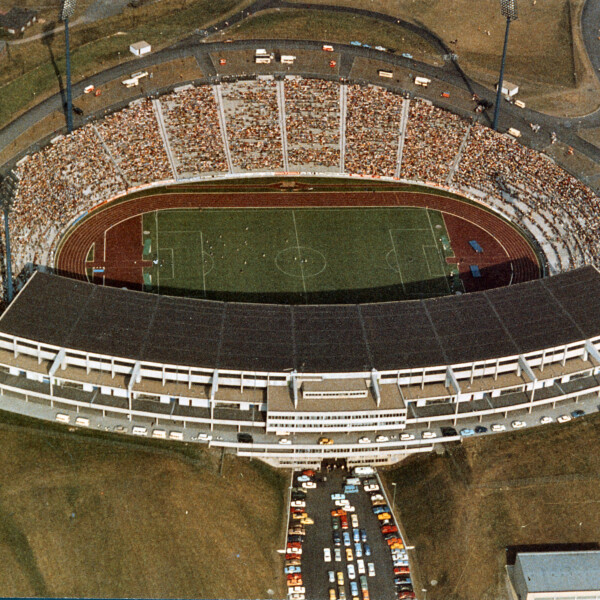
xmin=141 ymin=206 xmax=460 ymax=304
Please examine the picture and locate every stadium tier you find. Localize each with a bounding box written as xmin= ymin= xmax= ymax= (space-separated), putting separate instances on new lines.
xmin=0 ymin=268 xmax=599 ymax=467
xmin=2 ymin=76 xmax=600 ymax=466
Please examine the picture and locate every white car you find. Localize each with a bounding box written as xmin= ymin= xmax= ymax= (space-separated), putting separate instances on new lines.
xmin=491 ymin=423 xmax=506 ymax=432
xmin=364 ymin=484 xmax=379 ymax=492
xmin=357 ymin=559 xmax=366 ymax=575
xmin=421 ymin=430 xmax=437 ymax=439
xmin=375 ymin=435 xmax=389 ymax=442
xmin=370 ymin=494 xmax=384 ymax=503
xmin=358 ymin=437 xmax=371 ymax=444
xmin=301 ymin=481 xmax=317 ymax=489
xmin=351 ymin=514 xmax=359 ymax=528
xmin=197 ymin=433 xmax=212 ymax=441
xmin=347 ymin=563 xmax=356 ymax=580
xmin=291 ymin=500 xmax=306 ymax=508
xmin=557 ymin=414 xmax=572 ymax=423
xmin=334 ymin=547 xmax=342 ymax=562
xmin=511 ymin=420 xmax=527 ymax=429
xmin=540 ymin=416 xmax=553 ymax=424
xmin=367 ymin=562 xmax=376 ymax=577
xmin=328 ymin=570 xmax=335 ymax=583
xmin=324 ymin=548 xmax=332 ymax=562
xmin=335 ymin=499 xmax=350 ymax=507
xmin=400 ymin=433 xmax=415 ymax=441
xmin=279 ymin=437 xmax=292 ymax=445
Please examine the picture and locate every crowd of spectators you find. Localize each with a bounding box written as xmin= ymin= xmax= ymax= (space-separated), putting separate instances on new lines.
xmin=95 ymin=98 xmax=172 ymax=186
xmin=160 ymin=86 xmax=228 ymax=177
xmin=284 ymin=77 xmax=340 ymax=170
xmin=453 ymin=124 xmax=599 ymax=268
xmin=401 ymin=99 xmax=469 ymax=185
xmin=3 ymin=77 xmax=599 ymax=296
xmin=221 ymin=80 xmax=283 ymax=172
xmin=344 ymin=84 xmax=404 ymax=177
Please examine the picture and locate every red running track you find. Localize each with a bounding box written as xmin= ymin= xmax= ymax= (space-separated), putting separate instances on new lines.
xmin=55 ymin=190 xmax=542 ymax=296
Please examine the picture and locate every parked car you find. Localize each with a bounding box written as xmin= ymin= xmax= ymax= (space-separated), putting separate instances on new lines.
xmin=474 ymin=425 xmax=488 ymax=433
xmin=572 ymin=409 xmax=585 ymax=418
xmin=367 ymin=562 xmax=375 ymax=577
xmin=347 ymin=563 xmax=356 ymax=580
xmin=343 ymin=531 xmax=351 ymax=547
xmin=381 ymin=524 xmax=398 ymax=534
xmin=557 ymin=414 xmax=572 ymax=423
xmin=364 ymin=483 xmax=380 ymax=492
xmin=373 ymin=505 xmax=390 ymax=514
xmin=324 ymin=548 xmax=332 ymax=562
xmin=279 ymin=437 xmax=291 ymax=444
xmin=375 ymin=435 xmax=389 ymax=442
xmin=351 ymin=514 xmax=359 ymax=528
xmin=360 ymin=528 xmax=368 ymax=543
xmin=346 ymin=547 xmax=354 ymax=562
xmin=301 ymin=482 xmax=316 ymax=489
xmin=364 ymin=543 xmax=371 ymax=556
xmin=511 ymin=420 xmax=526 ymax=429
xmin=319 ymin=437 xmax=334 ymax=445
xmin=460 ymin=428 xmax=475 ymax=436
xmin=297 ymin=475 xmax=311 ymax=483
xmin=353 ymin=529 xmax=360 ymax=543
xmin=421 ymin=430 xmax=437 ymax=439
xmin=400 ymin=433 xmax=415 ymax=441
xmin=285 ymin=566 xmax=301 ymax=574
xmin=539 ymin=416 xmax=553 ymax=424
xmin=377 ymin=512 xmax=392 ymax=521
xmin=357 ymin=559 xmax=366 ymax=575
xmin=337 ymin=571 xmax=344 ymax=586
xmin=350 ymin=581 xmax=359 ymax=598
xmin=491 ymin=423 xmax=506 ymax=432
xmin=291 ymin=500 xmax=306 ymax=507
xmin=331 ymin=493 xmax=345 ymax=501
xmin=441 ymin=426 xmax=458 ymax=437
xmin=354 ymin=542 xmax=363 ymax=558
xmin=333 ymin=531 xmax=341 ymax=547
xmin=300 ymin=516 xmax=314 ymax=525
xmin=328 ymin=570 xmax=336 ymax=584
xmin=358 ymin=437 xmax=371 ymax=444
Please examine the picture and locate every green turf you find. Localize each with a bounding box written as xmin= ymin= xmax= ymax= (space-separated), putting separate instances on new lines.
xmin=141 ymin=207 xmax=461 ymax=304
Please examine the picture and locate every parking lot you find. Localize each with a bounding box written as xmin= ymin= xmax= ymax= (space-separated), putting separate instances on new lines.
xmin=285 ymin=466 xmax=414 ymax=600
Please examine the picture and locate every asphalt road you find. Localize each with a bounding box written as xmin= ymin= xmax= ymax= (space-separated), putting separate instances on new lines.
xmin=298 ymin=468 xmax=400 ymax=600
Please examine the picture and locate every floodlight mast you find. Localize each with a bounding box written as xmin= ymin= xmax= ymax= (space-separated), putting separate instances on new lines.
xmin=61 ymin=0 xmax=77 ymax=133
xmin=0 ymin=171 xmax=19 ymax=304
xmin=492 ymin=0 xmax=518 ymax=131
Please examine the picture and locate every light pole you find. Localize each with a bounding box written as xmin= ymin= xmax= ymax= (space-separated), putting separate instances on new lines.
xmin=61 ymin=0 xmax=77 ymax=133
xmin=492 ymin=0 xmax=518 ymax=131
xmin=0 ymin=171 xmax=19 ymax=304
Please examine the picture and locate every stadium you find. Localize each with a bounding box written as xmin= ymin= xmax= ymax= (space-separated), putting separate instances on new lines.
xmin=1 ymin=64 xmax=600 ymax=469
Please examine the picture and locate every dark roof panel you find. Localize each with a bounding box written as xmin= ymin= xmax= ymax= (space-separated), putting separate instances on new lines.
xmin=1 ymin=268 xmax=599 ymax=372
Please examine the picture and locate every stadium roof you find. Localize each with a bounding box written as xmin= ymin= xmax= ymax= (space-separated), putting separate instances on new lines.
xmin=514 ymin=551 xmax=600 ymax=592
xmin=2 ymin=267 xmax=600 ymax=373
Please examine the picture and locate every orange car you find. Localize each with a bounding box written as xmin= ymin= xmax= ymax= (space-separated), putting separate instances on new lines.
xmin=377 ymin=512 xmax=392 ymax=521
xmin=331 ymin=509 xmax=347 ymax=517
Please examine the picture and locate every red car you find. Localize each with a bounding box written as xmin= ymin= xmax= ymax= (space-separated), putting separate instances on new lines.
xmin=290 ymin=507 xmax=305 ymax=514
xmin=381 ymin=525 xmax=398 ymax=534
xmin=340 ymin=515 xmax=349 ymax=529
xmin=397 ymin=593 xmax=415 ymax=600
xmin=394 ymin=566 xmax=410 ymax=575
xmin=302 ymin=469 xmax=316 ymax=477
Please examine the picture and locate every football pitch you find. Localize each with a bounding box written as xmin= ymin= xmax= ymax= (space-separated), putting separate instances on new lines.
xmin=141 ymin=207 xmax=461 ymax=303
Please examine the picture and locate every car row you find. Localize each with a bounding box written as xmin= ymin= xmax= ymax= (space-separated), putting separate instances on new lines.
xmin=366 ymin=480 xmax=415 ymax=600
xmin=286 ymin=472 xmax=320 ymax=600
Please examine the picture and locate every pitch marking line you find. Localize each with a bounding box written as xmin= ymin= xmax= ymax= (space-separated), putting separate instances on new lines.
xmin=200 ymin=231 xmax=207 ymax=297
xmin=425 ymin=209 xmax=451 ymax=293
xmin=159 ymin=248 xmax=175 ymax=280
xmin=155 ymin=210 xmax=160 ymax=292
xmin=292 ymin=210 xmax=308 ymax=299
xmin=388 ymin=229 xmax=406 ymax=294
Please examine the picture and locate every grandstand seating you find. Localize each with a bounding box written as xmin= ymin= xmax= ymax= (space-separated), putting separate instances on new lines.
xmin=5 ymin=77 xmax=599 ymax=294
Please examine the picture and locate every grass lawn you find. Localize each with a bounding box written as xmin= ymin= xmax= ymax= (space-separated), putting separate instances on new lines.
xmin=381 ymin=410 xmax=600 ymax=600
xmin=0 ymin=409 xmax=288 ymax=599
xmin=141 ymin=206 xmax=458 ymax=304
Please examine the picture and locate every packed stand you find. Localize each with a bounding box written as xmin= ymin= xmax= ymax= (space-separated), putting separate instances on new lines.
xmin=401 ymin=99 xmax=469 ymax=185
xmin=10 ymin=125 xmax=127 ymax=279
xmin=221 ymin=80 xmax=283 ymax=171
xmin=452 ymin=124 xmax=598 ymax=268
xmin=95 ymin=99 xmax=172 ymax=186
xmin=160 ymin=86 xmax=228 ymax=177
xmin=284 ymin=78 xmax=340 ymax=171
xmin=344 ymin=85 xmax=404 ymax=177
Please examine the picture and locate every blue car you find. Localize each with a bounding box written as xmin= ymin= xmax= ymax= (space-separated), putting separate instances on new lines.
xmin=360 ymin=528 xmax=367 ymax=543
xmin=353 ymin=529 xmax=360 ymax=543
xmin=460 ymin=428 xmax=475 ymax=437
xmin=350 ymin=581 xmax=359 ymax=597
xmin=354 ymin=542 xmax=363 ymax=558
xmin=343 ymin=531 xmax=351 ymax=547
xmin=571 ymin=409 xmax=585 ymax=418
xmin=373 ymin=505 xmax=390 ymax=514
xmin=364 ymin=543 xmax=371 ymax=556
xmin=284 ymin=566 xmax=301 ymax=574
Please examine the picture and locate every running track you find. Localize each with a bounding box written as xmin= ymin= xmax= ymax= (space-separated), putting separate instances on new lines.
xmin=55 ymin=190 xmax=541 ymax=298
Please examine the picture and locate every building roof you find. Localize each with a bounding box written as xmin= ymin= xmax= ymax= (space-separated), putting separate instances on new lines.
xmin=516 ymin=551 xmax=600 ymax=592
xmin=0 ymin=7 xmax=37 ymax=30
xmin=1 ymin=267 xmax=600 ymax=373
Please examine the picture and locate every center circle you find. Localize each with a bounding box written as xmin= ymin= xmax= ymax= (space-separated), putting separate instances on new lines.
xmin=275 ymin=246 xmax=327 ymax=279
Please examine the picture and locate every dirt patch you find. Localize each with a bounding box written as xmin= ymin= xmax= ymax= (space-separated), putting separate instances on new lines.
xmin=0 ymin=412 xmax=287 ymax=599
xmin=381 ymin=410 xmax=600 ymax=600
